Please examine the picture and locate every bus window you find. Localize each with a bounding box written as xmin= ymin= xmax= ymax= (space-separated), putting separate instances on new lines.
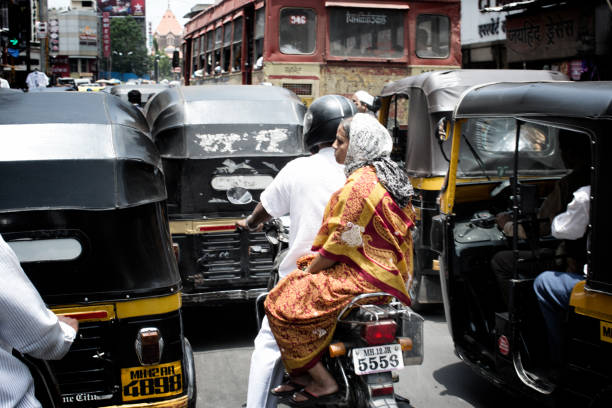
xmin=232 ymin=17 xmax=243 ymax=72
xmin=329 ymin=8 xmax=404 ymax=59
xmin=279 ymin=8 xmax=316 ymax=55
xmin=199 ymin=34 xmax=206 ymax=70
xmin=254 ymin=8 xmax=265 ymax=69
xmin=206 ymin=32 xmax=214 ymax=75
xmin=214 ymin=26 xmax=222 ymax=74
xmin=223 ymin=22 xmax=232 ymax=73
xmin=416 ymin=14 xmax=450 ymax=59
xmin=192 ymin=38 xmax=199 ymax=74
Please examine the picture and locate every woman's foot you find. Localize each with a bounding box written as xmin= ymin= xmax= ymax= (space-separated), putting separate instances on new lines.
xmin=270 ymin=375 xmax=310 ymax=396
xmin=291 ymin=381 xmax=338 ymax=403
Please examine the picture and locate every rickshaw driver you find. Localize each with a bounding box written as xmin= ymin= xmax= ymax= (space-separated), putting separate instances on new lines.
xmin=0 ymin=233 xmax=79 ymax=407
xmin=534 ymin=185 xmax=590 ymax=372
xmin=236 ymin=95 xmax=357 ymax=408
xmin=491 ymin=134 xmax=590 ymax=308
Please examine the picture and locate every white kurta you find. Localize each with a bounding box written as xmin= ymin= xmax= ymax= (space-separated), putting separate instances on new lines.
xmin=246 ymin=147 xmax=345 ymax=408
xmin=0 ymin=234 xmax=76 ymax=408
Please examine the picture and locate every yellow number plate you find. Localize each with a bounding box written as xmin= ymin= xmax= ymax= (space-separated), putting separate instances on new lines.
xmin=121 ymin=361 xmax=183 ymax=402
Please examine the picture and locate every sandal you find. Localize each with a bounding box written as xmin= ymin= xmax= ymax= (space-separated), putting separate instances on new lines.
xmin=270 ymin=380 xmax=305 ymax=397
xmin=289 ymin=389 xmax=340 ymax=407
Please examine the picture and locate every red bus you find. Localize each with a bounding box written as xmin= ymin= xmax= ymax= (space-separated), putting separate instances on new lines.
xmin=182 ymin=0 xmax=460 ymax=104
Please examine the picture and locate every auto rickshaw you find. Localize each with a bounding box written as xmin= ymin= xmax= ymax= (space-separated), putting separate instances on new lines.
xmin=145 ymin=85 xmax=306 ymax=305
xmin=431 ymin=81 xmax=612 ymax=406
xmin=377 ymin=69 xmax=567 ymax=309
xmin=0 ymin=91 xmax=196 ymax=407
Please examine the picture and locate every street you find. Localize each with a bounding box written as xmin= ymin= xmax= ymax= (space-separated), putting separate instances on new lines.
xmin=183 ymin=303 xmax=540 ymax=408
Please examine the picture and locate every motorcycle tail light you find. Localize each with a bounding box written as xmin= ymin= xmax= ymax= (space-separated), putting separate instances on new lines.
xmin=135 ymin=328 xmax=164 ymax=366
xmin=362 ymin=321 xmax=397 ymax=345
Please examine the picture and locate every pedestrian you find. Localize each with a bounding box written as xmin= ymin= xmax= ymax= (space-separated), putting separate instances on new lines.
xmin=25 ymin=69 xmax=49 ymax=91
xmin=0 ymin=233 xmax=78 ymax=407
xmin=351 ymin=90 xmax=379 ymax=116
xmin=238 ymin=95 xmax=357 ymax=408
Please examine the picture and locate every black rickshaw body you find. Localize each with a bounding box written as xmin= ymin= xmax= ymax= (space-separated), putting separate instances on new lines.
xmin=377 ymin=69 xmax=568 ymax=308
xmin=0 ymin=91 xmax=196 ymax=407
xmin=110 ymin=84 xmax=169 ymax=108
xmin=145 ymin=85 xmax=306 ymax=305
xmin=434 ymin=81 xmax=612 ymax=406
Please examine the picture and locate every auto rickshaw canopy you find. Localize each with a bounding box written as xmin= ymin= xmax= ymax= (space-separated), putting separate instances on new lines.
xmin=0 ymin=91 xmax=166 ymax=212
xmin=380 ymin=69 xmax=568 ymax=177
xmin=146 ymin=85 xmax=306 ymax=159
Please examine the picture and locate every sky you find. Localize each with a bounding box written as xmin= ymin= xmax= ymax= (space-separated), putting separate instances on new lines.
xmin=47 ymin=0 xmax=206 ymax=37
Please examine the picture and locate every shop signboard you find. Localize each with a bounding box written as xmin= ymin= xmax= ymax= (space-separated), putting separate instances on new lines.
xmin=103 ymin=12 xmax=111 ymax=57
xmin=506 ymin=6 xmax=594 ymax=63
xmin=97 ymin=0 xmax=145 ymax=17
xmin=49 ymin=18 xmax=59 ymax=56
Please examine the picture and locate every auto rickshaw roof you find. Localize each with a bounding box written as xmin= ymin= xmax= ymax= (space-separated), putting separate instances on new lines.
xmin=0 ymin=91 xmax=166 ymax=212
xmin=146 ymin=85 xmax=306 ymax=159
xmin=380 ymin=69 xmax=568 ymax=113
xmin=454 ymin=81 xmax=612 ymax=120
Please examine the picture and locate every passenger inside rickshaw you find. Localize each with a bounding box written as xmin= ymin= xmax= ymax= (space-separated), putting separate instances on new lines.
xmin=448 ymin=121 xmax=591 ymax=351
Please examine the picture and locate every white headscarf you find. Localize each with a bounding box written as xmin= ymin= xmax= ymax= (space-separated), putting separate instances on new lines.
xmin=344 ymin=113 xmax=413 ymax=207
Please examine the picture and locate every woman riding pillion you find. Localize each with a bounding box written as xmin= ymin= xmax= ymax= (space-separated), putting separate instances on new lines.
xmin=265 ymin=113 xmax=416 ymax=405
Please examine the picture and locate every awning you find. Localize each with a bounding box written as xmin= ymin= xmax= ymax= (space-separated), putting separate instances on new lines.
xmin=325 ymin=1 xmax=409 ymax=9
xmin=223 ymin=15 xmax=232 ymax=24
xmin=255 ymin=0 xmax=264 ymax=10
xmin=233 ymin=10 xmax=244 ymax=19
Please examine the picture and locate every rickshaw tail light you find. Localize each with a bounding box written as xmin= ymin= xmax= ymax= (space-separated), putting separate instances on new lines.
xmin=135 ymin=328 xmax=164 ymax=366
xmin=362 ymin=321 xmax=397 ymax=345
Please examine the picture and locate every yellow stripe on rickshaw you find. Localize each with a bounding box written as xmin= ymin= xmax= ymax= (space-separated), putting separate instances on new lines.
xmin=116 ymin=292 xmax=182 ymax=319
xmin=570 ymin=280 xmax=612 ymax=322
xmin=52 ymin=293 xmax=182 ymax=321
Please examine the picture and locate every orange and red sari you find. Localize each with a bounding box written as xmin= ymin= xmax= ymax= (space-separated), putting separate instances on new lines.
xmin=264 ymin=166 xmax=415 ymax=374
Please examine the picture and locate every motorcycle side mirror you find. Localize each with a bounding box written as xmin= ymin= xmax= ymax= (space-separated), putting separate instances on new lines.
xmin=227 ymin=187 xmax=254 ymax=205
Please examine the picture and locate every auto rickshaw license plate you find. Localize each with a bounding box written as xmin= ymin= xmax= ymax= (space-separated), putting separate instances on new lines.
xmin=352 ymin=344 xmax=404 ymax=375
xmin=121 ymin=361 xmax=183 ymax=401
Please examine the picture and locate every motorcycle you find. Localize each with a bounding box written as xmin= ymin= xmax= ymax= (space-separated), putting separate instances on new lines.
xmin=227 ymin=187 xmax=424 ymax=408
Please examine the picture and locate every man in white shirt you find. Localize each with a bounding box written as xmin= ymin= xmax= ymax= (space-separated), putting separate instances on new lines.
xmin=0 ymin=233 xmax=78 ymax=407
xmin=238 ymin=95 xmax=356 ymax=408
xmin=0 ymin=77 xmax=9 ymax=88
xmin=534 ymin=185 xmax=590 ymax=364
xmin=25 ymin=69 xmax=49 ymax=91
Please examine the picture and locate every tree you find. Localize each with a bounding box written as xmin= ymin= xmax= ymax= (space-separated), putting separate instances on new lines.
xmin=110 ymin=17 xmax=150 ymax=77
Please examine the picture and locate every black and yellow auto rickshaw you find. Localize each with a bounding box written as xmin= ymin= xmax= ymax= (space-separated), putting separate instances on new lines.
xmin=145 ymin=85 xmax=306 ymax=305
xmin=377 ymin=69 xmax=567 ymax=309
xmin=0 ymin=91 xmax=196 ymax=407
xmin=432 ymin=81 xmax=612 ymax=406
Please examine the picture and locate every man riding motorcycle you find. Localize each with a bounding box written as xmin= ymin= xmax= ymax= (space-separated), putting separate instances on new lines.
xmin=237 ymin=95 xmax=357 ymax=408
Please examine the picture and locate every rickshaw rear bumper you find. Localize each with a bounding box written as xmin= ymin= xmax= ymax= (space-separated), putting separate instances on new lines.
xmin=182 ymin=288 xmax=266 ymax=305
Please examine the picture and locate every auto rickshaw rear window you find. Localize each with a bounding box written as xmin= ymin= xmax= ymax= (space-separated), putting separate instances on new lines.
xmin=8 ymin=238 xmax=82 ymax=262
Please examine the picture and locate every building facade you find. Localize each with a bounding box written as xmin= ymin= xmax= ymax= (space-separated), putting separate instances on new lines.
xmin=154 ymin=8 xmax=183 ymax=59
xmin=49 ymin=3 xmax=99 ymax=82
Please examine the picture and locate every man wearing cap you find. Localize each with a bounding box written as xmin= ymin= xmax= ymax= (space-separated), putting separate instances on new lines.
xmin=351 ymin=90 xmax=378 ymax=116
